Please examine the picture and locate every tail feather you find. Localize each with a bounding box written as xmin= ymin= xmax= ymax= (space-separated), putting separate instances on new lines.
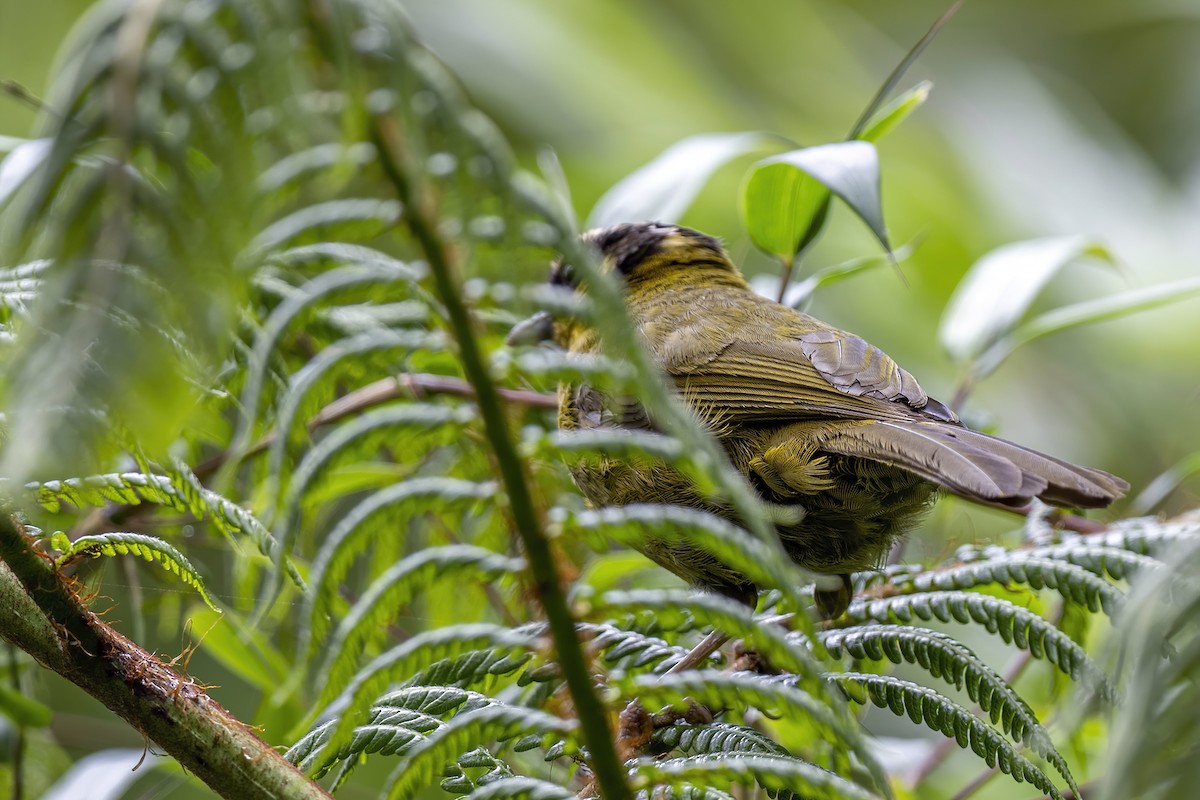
xmin=813 ymin=420 xmax=1125 ymax=509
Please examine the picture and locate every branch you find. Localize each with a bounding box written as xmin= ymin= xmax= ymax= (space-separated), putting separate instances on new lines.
xmin=0 ymin=514 xmax=330 ymax=800
xmin=192 ymin=372 xmax=556 ymax=479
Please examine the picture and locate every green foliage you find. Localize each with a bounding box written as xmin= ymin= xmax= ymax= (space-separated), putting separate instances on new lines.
xmin=50 ymin=530 xmax=220 ymax=612
xmin=0 ymin=2 xmax=1197 ymax=800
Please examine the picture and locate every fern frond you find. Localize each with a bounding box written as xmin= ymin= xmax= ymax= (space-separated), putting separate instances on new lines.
xmin=458 ymin=776 xmax=575 ymax=800
xmin=51 ymin=530 xmax=220 ymax=611
xmin=440 ymin=747 xmax=516 ymax=794
xmin=313 ymin=545 xmax=523 ymax=695
xmin=383 ymin=705 xmax=577 ymax=800
xmin=845 ymin=591 xmax=1115 ymax=700
xmin=622 ymin=670 xmax=850 ymax=757
xmin=305 ymin=477 xmax=496 ymax=653
xmin=1019 ymin=542 xmax=1160 ymax=582
xmin=571 ymin=505 xmax=814 ymax=613
xmin=288 ymin=685 xmax=493 ymax=776
xmin=820 ymin=625 xmax=1071 ymax=791
xmin=834 ymin=672 xmax=1065 ymax=800
xmin=233 ymin=256 xmax=424 ymax=460
xmin=632 ymin=753 xmax=881 ymax=800
xmin=249 ymin=198 xmax=402 ymax=255
xmin=263 ymin=328 xmax=446 ymax=498
xmin=652 ymin=720 xmax=789 ymax=758
xmin=596 ymin=591 xmax=823 ymax=689
xmin=314 ymin=624 xmax=536 ymax=766
xmin=28 ymin=472 xmax=185 ymax=515
xmin=273 ymin=401 xmax=472 ymax=564
xmin=891 ymin=556 xmax=1123 ymax=614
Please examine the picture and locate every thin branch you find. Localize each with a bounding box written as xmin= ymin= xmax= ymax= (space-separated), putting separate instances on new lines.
xmin=0 ymin=514 xmax=330 ymax=800
xmin=370 ymin=114 xmax=630 ymax=799
xmin=192 ymin=372 xmax=555 ymax=478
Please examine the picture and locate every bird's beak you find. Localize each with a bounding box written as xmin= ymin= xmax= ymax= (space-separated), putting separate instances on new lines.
xmin=505 ymin=311 xmax=555 ymax=346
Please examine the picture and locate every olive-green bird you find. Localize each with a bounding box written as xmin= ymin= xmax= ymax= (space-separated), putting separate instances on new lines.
xmin=528 ymin=222 xmax=1126 ymax=615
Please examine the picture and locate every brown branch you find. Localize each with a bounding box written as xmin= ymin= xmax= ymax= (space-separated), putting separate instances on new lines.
xmin=0 ymin=514 xmax=330 ymax=800
xmin=192 ymin=372 xmax=556 ymax=479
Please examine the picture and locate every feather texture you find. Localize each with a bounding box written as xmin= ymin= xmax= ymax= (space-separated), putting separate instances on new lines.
xmin=550 ymin=223 xmax=1127 ymax=612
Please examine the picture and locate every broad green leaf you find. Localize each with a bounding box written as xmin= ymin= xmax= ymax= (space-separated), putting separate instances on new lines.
xmin=587 ymin=132 xmax=780 ymax=229
xmin=974 ymin=275 xmax=1200 ymax=379
xmin=0 ymin=685 xmax=52 ymax=728
xmin=857 ymin=81 xmax=933 ymax=143
xmin=741 ymin=141 xmax=889 ymax=261
xmin=939 ymin=236 xmax=1116 ymax=365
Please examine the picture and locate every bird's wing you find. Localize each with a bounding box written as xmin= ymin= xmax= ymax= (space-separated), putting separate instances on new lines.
xmin=670 ymin=333 xmax=954 ymax=425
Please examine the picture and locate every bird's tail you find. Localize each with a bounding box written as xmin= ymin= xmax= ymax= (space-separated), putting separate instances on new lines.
xmin=778 ymin=419 xmax=1127 ymax=508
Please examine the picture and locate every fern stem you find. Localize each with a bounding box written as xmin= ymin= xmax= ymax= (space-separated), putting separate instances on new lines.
xmin=371 ymin=117 xmax=630 ymax=800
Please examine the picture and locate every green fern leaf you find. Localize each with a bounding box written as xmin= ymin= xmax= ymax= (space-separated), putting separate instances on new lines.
xmin=305 ymin=477 xmax=497 ymax=655
xmin=633 ymin=753 xmax=881 ymax=800
xmin=820 ymin=625 xmax=1073 ymax=792
xmin=383 ymin=705 xmax=577 ymax=800
xmin=834 ymin=672 xmax=1065 ymax=800
xmin=845 ymin=590 xmax=1116 ymax=701
xmin=53 ymin=531 xmax=220 ymax=612
xmin=314 ymin=545 xmax=523 ymax=697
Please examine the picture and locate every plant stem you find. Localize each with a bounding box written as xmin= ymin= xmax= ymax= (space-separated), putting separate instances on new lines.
xmin=371 ymin=115 xmax=630 ymax=800
xmin=0 ymin=514 xmax=330 ymax=800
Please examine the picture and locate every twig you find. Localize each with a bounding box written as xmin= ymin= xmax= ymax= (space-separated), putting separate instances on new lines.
xmin=192 ymin=372 xmax=555 ymax=479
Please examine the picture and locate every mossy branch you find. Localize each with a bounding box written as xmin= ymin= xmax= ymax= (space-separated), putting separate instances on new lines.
xmin=0 ymin=514 xmax=330 ymax=800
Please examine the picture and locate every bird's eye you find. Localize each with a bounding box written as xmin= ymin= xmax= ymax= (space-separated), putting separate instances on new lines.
xmin=551 ymin=261 xmax=576 ymax=287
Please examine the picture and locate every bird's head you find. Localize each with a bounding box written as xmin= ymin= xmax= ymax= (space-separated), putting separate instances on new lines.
xmin=507 ymin=222 xmax=738 ymax=346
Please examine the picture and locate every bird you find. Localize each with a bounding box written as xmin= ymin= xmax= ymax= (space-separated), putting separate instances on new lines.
xmin=522 ymin=222 xmax=1127 ymax=617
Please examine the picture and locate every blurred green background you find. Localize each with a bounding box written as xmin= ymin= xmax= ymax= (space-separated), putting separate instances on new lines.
xmin=3 ymin=1 xmax=1199 ymax=797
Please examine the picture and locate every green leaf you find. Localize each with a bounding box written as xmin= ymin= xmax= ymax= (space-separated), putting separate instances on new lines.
xmin=55 ymin=531 xmax=220 ymax=612
xmin=835 ymin=673 xmax=1064 ymax=800
xmin=742 ymin=141 xmax=889 ymax=261
xmin=588 ymin=132 xmax=781 ymax=228
xmin=939 ymin=236 xmax=1116 ymax=366
xmin=187 ymin=606 xmax=291 ymax=693
xmin=778 ymin=237 xmax=921 ymax=309
xmin=856 ymin=82 xmax=933 ymax=143
xmin=1010 ymin=275 xmax=1200 ymax=353
xmin=0 ymin=685 xmax=52 ymax=728
xmin=0 ymin=138 xmax=51 ymax=208
xmin=1131 ymin=451 xmax=1200 ymax=514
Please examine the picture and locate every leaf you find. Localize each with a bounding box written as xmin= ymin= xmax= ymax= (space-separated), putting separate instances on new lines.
xmin=55 ymin=531 xmax=221 ymax=612
xmin=938 ymin=236 xmax=1116 ymax=365
xmin=1131 ymin=451 xmax=1200 ymax=514
xmin=742 ymin=141 xmax=889 ymax=261
xmin=856 ymin=82 xmax=933 ymax=143
xmin=1013 ymin=275 xmax=1200 ymax=350
xmin=0 ymin=685 xmax=52 ymax=728
xmin=588 ymin=132 xmax=780 ymax=228
xmin=774 ymin=236 xmax=922 ymax=309
xmin=0 ymin=138 xmax=51 ymax=208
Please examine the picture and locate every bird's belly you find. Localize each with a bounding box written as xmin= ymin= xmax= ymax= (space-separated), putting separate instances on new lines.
xmin=568 ymin=448 xmax=936 ymax=590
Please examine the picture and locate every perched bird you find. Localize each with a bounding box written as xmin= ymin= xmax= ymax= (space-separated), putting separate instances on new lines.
xmin=529 ymin=222 xmax=1126 ymax=616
